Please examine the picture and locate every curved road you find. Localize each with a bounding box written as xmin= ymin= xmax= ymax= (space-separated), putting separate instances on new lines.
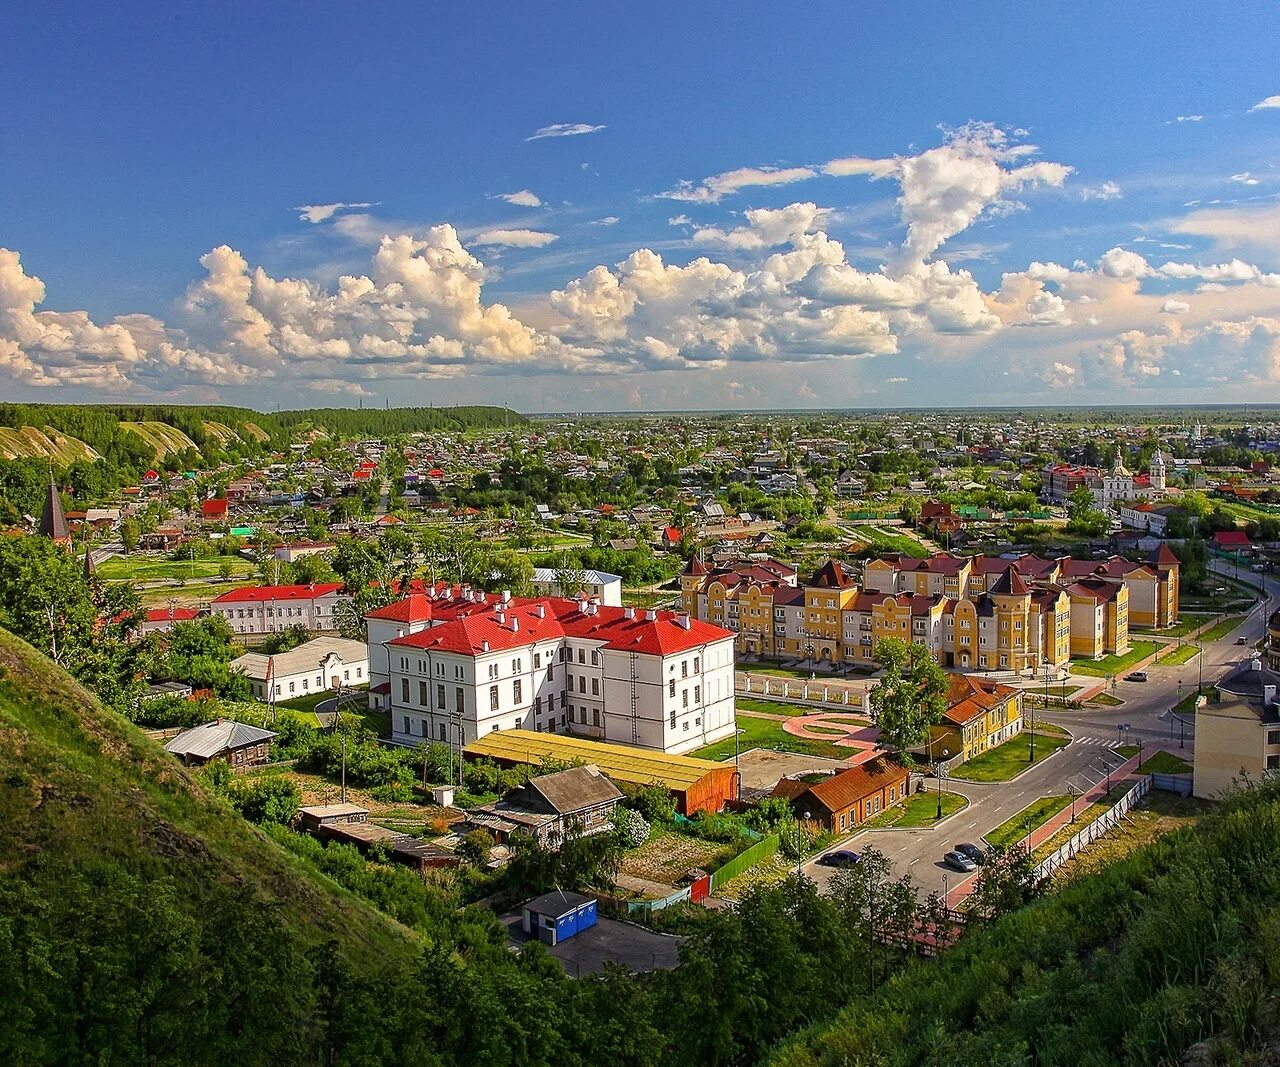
xmin=805 ymin=564 xmax=1274 ymax=895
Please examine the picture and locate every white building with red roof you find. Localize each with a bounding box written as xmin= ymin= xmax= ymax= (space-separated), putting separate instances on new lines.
xmin=210 ymin=582 xmax=350 ymax=635
xmin=371 ymin=589 xmax=737 ymax=756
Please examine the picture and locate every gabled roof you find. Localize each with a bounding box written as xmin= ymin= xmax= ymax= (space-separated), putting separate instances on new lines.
xmin=1149 ymin=543 xmax=1181 ymax=567
xmin=144 ymin=607 xmax=201 ymax=623
xmin=389 ymin=598 xmax=733 ymax=658
xmin=165 ymin=719 xmax=275 ymax=759
xmin=520 ymin=765 xmax=623 ymax=814
xmin=777 ymin=757 xmax=908 ymax=813
xmin=943 ymin=674 xmax=1015 ymax=726
xmin=211 ymin=582 xmax=345 ymax=604
xmin=365 ymin=593 xmax=436 ymax=624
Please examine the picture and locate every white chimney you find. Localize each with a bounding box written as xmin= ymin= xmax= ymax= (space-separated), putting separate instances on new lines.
xmin=624 ymin=606 xmax=635 ymax=619
xmin=1266 ymin=684 xmax=1277 ymax=706
xmin=677 ymin=613 xmax=691 ymax=630
xmin=496 ymin=611 xmax=506 ymax=625
xmin=502 ymin=589 xmax=512 ymax=603
xmin=645 ymin=609 xmax=657 ymax=622
xmin=511 ymin=618 xmax=519 ymax=633
xmin=534 ymin=604 xmax=545 ymax=619
xmin=481 ymin=639 xmax=490 ymax=653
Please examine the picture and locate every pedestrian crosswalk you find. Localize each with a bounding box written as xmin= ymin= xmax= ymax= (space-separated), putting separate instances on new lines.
xmin=1074 ymin=736 xmax=1120 ymax=747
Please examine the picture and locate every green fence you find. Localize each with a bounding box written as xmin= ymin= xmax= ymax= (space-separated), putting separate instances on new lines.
xmin=709 ymin=834 xmax=781 ymax=893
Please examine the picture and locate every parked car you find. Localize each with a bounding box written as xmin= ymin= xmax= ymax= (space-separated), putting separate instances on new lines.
xmin=943 ymin=850 xmax=977 ymax=873
xmin=955 ymin=842 xmax=986 ymax=865
xmin=818 ymin=849 xmax=860 ymax=868
xmin=1236 ymin=636 xmax=1249 ymax=645
xmin=1125 ymin=671 xmax=1148 ymax=682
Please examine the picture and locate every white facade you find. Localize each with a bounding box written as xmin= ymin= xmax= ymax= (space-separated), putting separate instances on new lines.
xmin=530 ymin=568 xmax=623 ymax=606
xmin=210 ymin=584 xmax=351 ymax=635
xmin=232 ymin=637 xmax=369 ymax=702
xmin=379 ymin=600 xmax=737 ymax=757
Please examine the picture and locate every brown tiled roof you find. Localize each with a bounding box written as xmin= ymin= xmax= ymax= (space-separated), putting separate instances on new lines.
xmin=797 ymin=757 xmax=908 ymax=813
xmin=808 ymin=559 xmax=853 ymax=589
xmin=987 ymin=566 xmax=1030 ymax=597
xmin=943 ymin=674 xmax=1016 ymax=726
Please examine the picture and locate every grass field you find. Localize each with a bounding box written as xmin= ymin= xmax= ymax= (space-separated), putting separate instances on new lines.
xmin=97 ymin=555 xmax=252 ymax=581
xmin=863 ymin=790 xmax=967 ymax=830
xmin=692 ymin=708 xmax=855 ymax=761
xmin=985 ymin=794 xmax=1073 ymax=849
xmin=1132 ymin=612 xmax=1213 ymax=638
xmin=1199 ymin=615 xmax=1246 ymax=642
xmin=847 ymin=525 xmax=929 ymax=558
xmin=1139 ymin=750 xmax=1193 ymax=774
xmin=1086 ymin=693 xmax=1125 ymax=707
xmin=950 ymin=730 xmax=1070 ymax=783
xmin=1157 ymin=643 xmax=1202 ymax=666
xmin=0 ymin=424 xmax=98 ymax=463
xmin=136 ymin=581 xmax=235 ymax=607
xmin=1069 ymin=641 xmax=1160 ymax=677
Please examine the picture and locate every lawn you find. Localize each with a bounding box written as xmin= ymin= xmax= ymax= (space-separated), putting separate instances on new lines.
xmin=985 ymin=794 xmax=1073 ymax=849
xmin=97 ymin=555 xmax=252 ymax=581
xmin=1157 ymin=643 xmax=1202 ymax=666
xmin=736 ymin=695 xmax=870 ymax=721
xmin=1133 ymin=613 xmax=1213 ymax=638
xmin=692 ymin=711 xmax=854 ymax=761
xmin=1138 ymin=750 xmax=1193 ymax=775
xmin=1199 ymin=615 xmax=1246 ymax=643
xmin=1086 ymin=693 xmax=1125 ymax=707
xmin=863 ymin=790 xmax=967 ymax=830
xmin=1069 ymin=641 xmax=1159 ymax=677
xmin=741 ymin=664 xmax=825 ymax=680
xmin=949 ymin=730 xmax=1069 ymax=783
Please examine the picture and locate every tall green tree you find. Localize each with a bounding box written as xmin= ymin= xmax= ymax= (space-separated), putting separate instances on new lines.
xmin=869 ymin=636 xmax=949 ymax=759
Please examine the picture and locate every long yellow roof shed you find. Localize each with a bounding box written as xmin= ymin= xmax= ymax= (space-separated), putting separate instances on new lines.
xmin=464 ymin=729 xmax=738 ymax=814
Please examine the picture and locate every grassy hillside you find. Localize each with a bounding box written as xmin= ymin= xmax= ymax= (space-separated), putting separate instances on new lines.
xmin=0 ymin=626 xmax=417 ymax=1059
xmin=118 ymin=420 xmax=201 ymax=458
xmin=770 ymin=783 xmax=1280 ymax=1067
xmin=0 ymin=425 xmax=98 ymax=463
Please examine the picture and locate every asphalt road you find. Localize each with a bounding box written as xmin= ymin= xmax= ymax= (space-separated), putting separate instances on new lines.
xmin=806 ymin=564 xmax=1277 ymax=896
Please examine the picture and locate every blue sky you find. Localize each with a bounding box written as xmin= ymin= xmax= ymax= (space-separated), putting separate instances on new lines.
xmin=4 ymin=2 xmax=1280 ymax=409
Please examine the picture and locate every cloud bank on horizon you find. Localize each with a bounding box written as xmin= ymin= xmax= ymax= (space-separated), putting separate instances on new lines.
xmin=5 ymin=119 xmax=1280 ymax=406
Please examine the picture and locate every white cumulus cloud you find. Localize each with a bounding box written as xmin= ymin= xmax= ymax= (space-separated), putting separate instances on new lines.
xmin=295 ymin=202 xmax=374 ymax=224
xmin=492 ymin=190 xmax=543 ymax=207
xmin=471 ymin=229 xmax=559 ymax=248
xmin=1249 ymin=95 xmax=1280 ymax=112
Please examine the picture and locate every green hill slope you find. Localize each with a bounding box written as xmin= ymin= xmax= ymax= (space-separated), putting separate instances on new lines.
xmin=0 ymin=425 xmax=99 ymax=463
xmin=0 ymin=626 xmax=416 ymax=1061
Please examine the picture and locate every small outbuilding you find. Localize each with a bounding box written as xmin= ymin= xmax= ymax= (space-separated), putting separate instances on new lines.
xmin=521 ymin=891 xmax=598 ymax=946
xmin=296 ymin=803 xmax=369 ymax=832
xmin=164 ymin=719 xmax=276 ymax=770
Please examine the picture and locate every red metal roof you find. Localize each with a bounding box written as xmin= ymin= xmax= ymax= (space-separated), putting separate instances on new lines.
xmin=211 ymin=583 xmax=345 ymax=604
xmin=388 ymin=598 xmax=733 ymax=658
xmin=144 ymin=607 xmax=201 ymax=623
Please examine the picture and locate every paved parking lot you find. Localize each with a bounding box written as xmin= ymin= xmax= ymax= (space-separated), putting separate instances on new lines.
xmin=502 ymin=913 xmax=683 ymax=977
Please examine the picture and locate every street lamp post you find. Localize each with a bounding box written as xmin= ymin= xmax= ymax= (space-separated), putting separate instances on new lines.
xmin=1067 ymin=782 xmax=1079 ymax=822
xmin=936 ymin=748 xmax=949 ymax=820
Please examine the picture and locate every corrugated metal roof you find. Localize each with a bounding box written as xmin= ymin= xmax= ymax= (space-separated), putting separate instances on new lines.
xmin=465 ymin=729 xmax=725 ymax=791
xmin=165 ymin=719 xmax=276 ymax=759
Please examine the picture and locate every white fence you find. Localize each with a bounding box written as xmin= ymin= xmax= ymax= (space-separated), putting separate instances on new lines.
xmin=734 ymin=671 xmax=867 ymax=708
xmin=1032 ymin=775 xmax=1151 ymax=881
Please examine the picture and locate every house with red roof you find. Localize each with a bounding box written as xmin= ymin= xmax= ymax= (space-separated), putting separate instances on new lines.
xmin=210 ymin=582 xmax=349 ymax=635
xmin=1213 ymin=530 xmax=1253 ymax=554
xmin=139 ymin=605 xmax=203 ymax=635
xmin=201 ymin=498 xmax=229 ymax=520
xmin=372 ymin=588 xmax=737 ymax=756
